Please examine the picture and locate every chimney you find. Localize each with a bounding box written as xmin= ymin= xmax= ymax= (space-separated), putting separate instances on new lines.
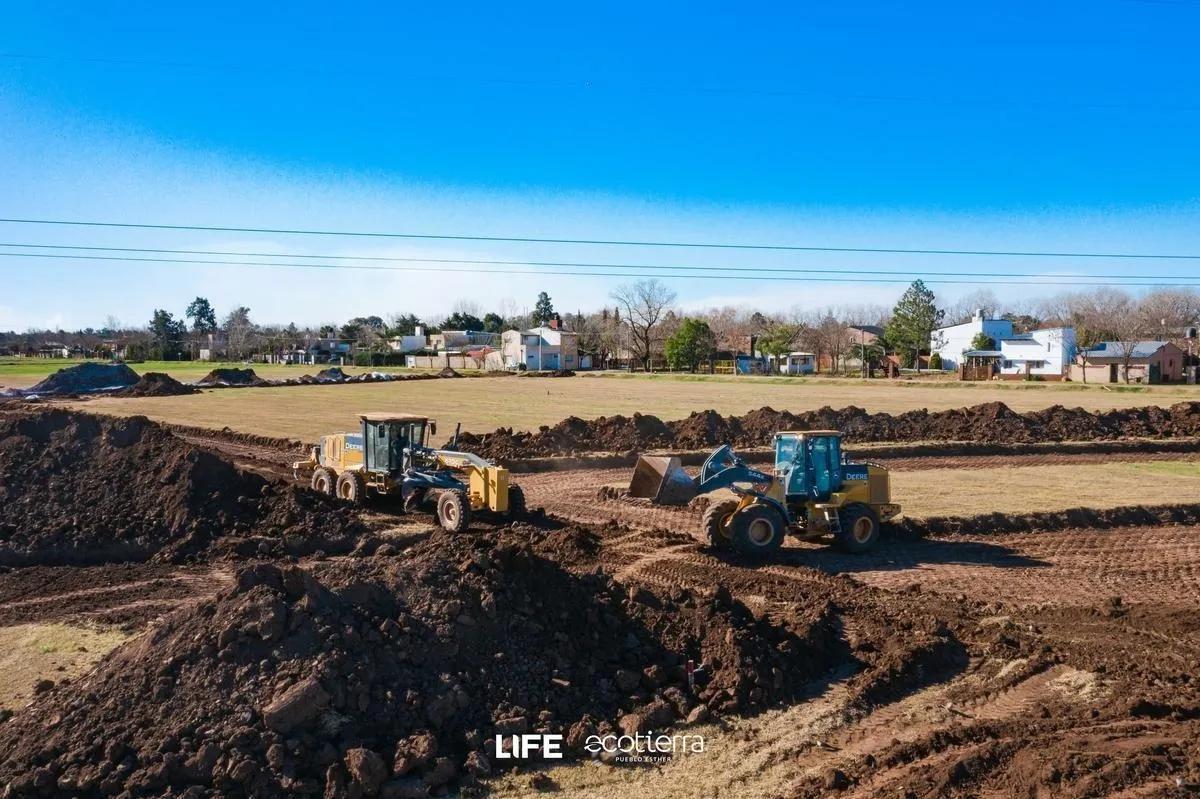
xmin=973 ymin=309 xmax=983 ymax=322
xmin=414 ymin=325 xmax=425 ymax=338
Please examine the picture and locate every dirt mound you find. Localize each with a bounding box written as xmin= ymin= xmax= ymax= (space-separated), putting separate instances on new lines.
xmin=458 ymin=401 xmax=1200 ymax=459
xmin=25 ymin=362 xmax=140 ymax=395
xmin=894 ymin=502 xmax=1200 ymax=538
xmin=461 ymin=413 xmax=674 ymax=459
xmin=315 ymin=367 xmax=349 ymax=383
xmin=195 ymin=367 xmax=266 ymax=387
xmin=522 ymin=368 xmax=576 ymax=377
xmin=437 ymin=366 xmax=462 ymax=378
xmin=0 ymin=527 xmax=830 ymax=795
xmin=0 ymin=409 xmax=360 ymax=566
xmin=113 ymin=372 xmax=199 ymax=397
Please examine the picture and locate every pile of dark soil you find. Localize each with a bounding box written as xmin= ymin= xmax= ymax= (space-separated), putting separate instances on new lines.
xmin=0 ymin=409 xmax=360 ymax=566
xmin=195 ymin=368 xmax=266 ymax=387
xmin=438 ymin=366 xmax=462 ymax=378
xmin=521 ymin=369 xmax=576 ymax=378
xmin=894 ymin=502 xmax=1200 ymax=538
xmin=113 ymin=372 xmax=199 ymax=397
xmin=457 ymin=401 xmax=1200 ymax=458
xmin=25 ymin=362 xmax=140 ymax=395
xmin=0 ymin=526 xmax=830 ymax=796
xmin=315 ymin=367 xmax=349 ymax=383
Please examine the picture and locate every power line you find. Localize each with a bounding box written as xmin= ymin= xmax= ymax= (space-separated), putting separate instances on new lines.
xmin=2 ymin=250 xmax=1199 ymax=287
xmin=2 ymin=216 xmax=1200 ymax=260
xmin=2 ymin=241 xmax=1200 ymax=282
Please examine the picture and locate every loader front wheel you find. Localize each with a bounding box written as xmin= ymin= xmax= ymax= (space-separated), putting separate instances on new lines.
xmin=836 ymin=504 xmax=880 ymax=553
xmin=702 ymin=499 xmax=738 ymax=548
xmin=437 ymin=490 xmax=471 ymax=533
xmin=336 ymin=471 xmax=366 ymax=503
xmin=311 ymin=467 xmax=336 ymax=496
xmin=730 ymin=505 xmax=786 ymax=557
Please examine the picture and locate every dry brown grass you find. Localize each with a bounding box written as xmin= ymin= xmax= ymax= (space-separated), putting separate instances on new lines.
xmin=64 ymin=373 xmax=1200 ymax=446
xmin=0 ymin=623 xmax=129 ymax=710
xmin=894 ymin=460 xmax=1200 ymax=517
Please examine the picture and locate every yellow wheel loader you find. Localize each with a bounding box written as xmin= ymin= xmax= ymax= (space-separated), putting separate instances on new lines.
xmin=629 ymin=430 xmax=900 ymax=556
xmin=293 ymin=413 xmax=524 ymax=532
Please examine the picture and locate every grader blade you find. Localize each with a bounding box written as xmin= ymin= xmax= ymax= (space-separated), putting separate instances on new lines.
xmin=628 ymin=455 xmax=698 ymax=506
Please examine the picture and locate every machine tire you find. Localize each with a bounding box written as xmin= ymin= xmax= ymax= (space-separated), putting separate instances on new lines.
xmin=336 ymin=471 xmax=366 ymax=503
xmin=836 ymin=503 xmax=880 ymax=553
xmin=311 ymin=467 xmax=336 ymax=496
xmin=506 ymin=484 xmax=527 ymax=519
xmin=702 ymin=499 xmax=739 ymax=548
xmin=437 ymin=490 xmax=471 ymax=533
xmin=730 ymin=504 xmax=786 ymax=557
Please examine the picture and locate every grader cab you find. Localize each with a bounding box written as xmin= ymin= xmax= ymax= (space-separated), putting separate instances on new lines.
xmin=293 ymin=413 xmax=524 ymax=532
xmin=630 ymin=430 xmax=900 ymax=556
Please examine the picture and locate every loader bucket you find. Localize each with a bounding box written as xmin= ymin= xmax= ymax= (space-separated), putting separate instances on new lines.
xmin=628 ymin=455 xmax=698 ymax=506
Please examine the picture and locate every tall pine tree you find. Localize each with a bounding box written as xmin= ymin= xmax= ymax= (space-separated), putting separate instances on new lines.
xmin=886 ymin=280 xmax=944 ymax=372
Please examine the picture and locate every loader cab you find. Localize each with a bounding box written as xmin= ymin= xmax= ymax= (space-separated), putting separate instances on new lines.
xmin=775 ymin=431 xmax=844 ymax=502
xmin=359 ymin=413 xmax=436 ymax=473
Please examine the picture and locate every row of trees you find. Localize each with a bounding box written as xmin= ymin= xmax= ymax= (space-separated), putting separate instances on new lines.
xmin=5 ymin=284 xmax=1199 ymax=372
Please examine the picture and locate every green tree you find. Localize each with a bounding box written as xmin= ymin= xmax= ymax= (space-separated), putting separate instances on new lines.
xmin=482 ymin=312 xmax=505 ymax=333
xmin=664 ymin=318 xmax=717 ymax=372
xmin=388 ymin=313 xmax=423 ymax=336
xmin=886 ymin=280 xmax=944 ymax=372
xmin=969 ymin=332 xmax=995 ymax=351
xmin=533 ymin=292 xmax=555 ymax=326
xmin=442 ymin=311 xmax=485 ymax=331
xmin=184 ymin=297 xmax=218 ymax=333
xmin=757 ymin=323 xmax=802 ymax=366
xmin=148 ymin=309 xmax=187 ymax=360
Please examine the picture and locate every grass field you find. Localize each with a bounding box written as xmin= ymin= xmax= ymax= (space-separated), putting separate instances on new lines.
xmin=895 ymin=460 xmax=1200 ymax=517
xmin=50 ymin=368 xmax=1200 ymax=445
xmin=0 ymin=624 xmax=128 ymax=710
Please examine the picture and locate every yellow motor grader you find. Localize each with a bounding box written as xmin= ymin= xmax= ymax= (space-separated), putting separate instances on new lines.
xmin=293 ymin=412 xmax=523 ymax=532
xmin=630 ymin=430 xmax=900 ymax=556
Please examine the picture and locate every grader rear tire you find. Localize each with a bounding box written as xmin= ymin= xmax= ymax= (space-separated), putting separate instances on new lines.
xmin=311 ymin=467 xmax=336 ymax=496
xmin=437 ymin=490 xmax=471 ymax=533
xmin=506 ymin=484 xmax=527 ymax=520
xmin=336 ymin=471 xmax=366 ymax=503
xmin=702 ymin=499 xmax=739 ymax=548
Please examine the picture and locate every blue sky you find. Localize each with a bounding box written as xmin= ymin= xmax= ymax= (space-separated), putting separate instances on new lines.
xmin=2 ymin=1 xmax=1200 ymax=330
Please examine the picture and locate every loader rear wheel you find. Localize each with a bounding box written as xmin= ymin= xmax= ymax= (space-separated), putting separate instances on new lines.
xmin=437 ymin=490 xmax=471 ymax=533
xmin=836 ymin=504 xmax=880 ymax=553
xmin=730 ymin=505 xmax=786 ymax=557
xmin=336 ymin=471 xmax=366 ymax=503
xmin=311 ymin=467 xmax=336 ymax=496
xmin=702 ymin=499 xmax=739 ymax=548
xmin=506 ymin=484 xmax=527 ymax=520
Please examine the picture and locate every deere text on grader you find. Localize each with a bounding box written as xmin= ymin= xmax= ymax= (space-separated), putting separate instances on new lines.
xmin=630 ymin=430 xmax=900 ymax=556
xmin=293 ymin=413 xmax=524 ymax=532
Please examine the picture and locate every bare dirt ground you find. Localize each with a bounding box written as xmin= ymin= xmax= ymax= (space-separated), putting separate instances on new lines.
xmin=2 ymin=406 xmax=1199 ymax=796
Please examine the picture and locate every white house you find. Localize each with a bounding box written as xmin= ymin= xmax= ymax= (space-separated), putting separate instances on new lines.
xmin=772 ymin=351 xmax=815 ymax=375
xmin=931 ymin=311 xmax=1014 ymax=370
xmin=996 ymin=327 xmax=1076 ymax=377
xmin=500 ymin=323 xmax=579 ymax=371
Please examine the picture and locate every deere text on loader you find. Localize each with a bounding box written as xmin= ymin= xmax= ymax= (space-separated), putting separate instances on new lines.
xmin=629 ymin=430 xmax=900 ymax=556
xmin=293 ymin=413 xmax=524 ymax=532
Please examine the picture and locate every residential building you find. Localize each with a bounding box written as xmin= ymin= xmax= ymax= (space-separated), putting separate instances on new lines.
xmin=960 ymin=327 xmax=1076 ymax=380
xmin=931 ymin=311 xmax=1014 ymax=370
xmin=499 ymin=321 xmax=579 ymax=370
xmin=1071 ymin=340 xmax=1185 ymax=383
xmin=771 ymin=351 xmax=815 ymax=375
